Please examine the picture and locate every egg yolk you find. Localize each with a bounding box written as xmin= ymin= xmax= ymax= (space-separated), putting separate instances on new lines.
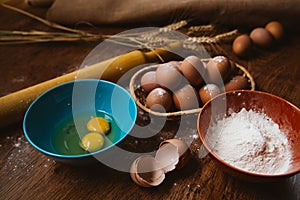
xmin=87 ymin=117 xmax=110 ymax=134
xmin=81 ymin=132 xmax=104 ymax=152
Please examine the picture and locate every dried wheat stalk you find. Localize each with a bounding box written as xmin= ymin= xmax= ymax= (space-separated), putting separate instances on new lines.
xmin=0 ymin=3 xmax=239 ymax=55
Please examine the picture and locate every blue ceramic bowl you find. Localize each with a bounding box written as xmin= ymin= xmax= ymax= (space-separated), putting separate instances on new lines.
xmin=23 ymin=80 xmax=137 ymax=165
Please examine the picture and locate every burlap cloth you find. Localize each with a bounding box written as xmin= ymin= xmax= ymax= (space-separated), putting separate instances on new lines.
xmin=44 ymin=0 xmax=299 ymax=28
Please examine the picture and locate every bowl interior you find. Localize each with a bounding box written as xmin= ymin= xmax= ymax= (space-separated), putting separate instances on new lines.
xmin=23 ymin=80 xmax=137 ymax=158
xmin=198 ymin=90 xmax=300 ymax=175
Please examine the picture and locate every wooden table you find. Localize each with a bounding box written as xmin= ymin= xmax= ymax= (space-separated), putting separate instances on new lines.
xmin=0 ymin=1 xmax=299 ymax=200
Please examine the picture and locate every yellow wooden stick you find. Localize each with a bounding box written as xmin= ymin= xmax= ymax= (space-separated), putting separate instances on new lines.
xmin=0 ymin=48 xmax=175 ymax=128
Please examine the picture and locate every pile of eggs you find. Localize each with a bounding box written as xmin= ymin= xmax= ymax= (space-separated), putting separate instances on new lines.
xmin=140 ymin=55 xmax=249 ymax=113
xmin=232 ymin=21 xmax=284 ymax=57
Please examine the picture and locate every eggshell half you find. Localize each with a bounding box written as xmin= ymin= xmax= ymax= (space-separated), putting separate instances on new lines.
xmin=155 ymin=142 xmax=179 ymax=173
xmin=159 ymin=139 xmax=191 ymax=169
xmin=130 ymin=155 xmax=165 ymax=187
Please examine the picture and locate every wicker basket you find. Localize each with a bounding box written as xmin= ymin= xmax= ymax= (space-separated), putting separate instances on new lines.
xmin=129 ymin=59 xmax=255 ymax=119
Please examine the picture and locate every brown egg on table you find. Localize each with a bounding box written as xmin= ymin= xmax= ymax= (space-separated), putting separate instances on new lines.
xmin=141 ymin=71 xmax=160 ymax=93
xmin=146 ymin=87 xmax=173 ymax=112
xmin=179 ymin=55 xmax=206 ymax=87
xmin=199 ymin=84 xmax=221 ymax=104
xmin=232 ymin=34 xmax=252 ymax=57
xmin=156 ymin=62 xmax=183 ymax=91
xmin=206 ymin=56 xmax=231 ymax=85
xmin=250 ymin=27 xmax=274 ymax=48
xmin=173 ymin=84 xmax=199 ymax=111
xmin=265 ymin=21 xmax=284 ymax=42
xmin=223 ymin=75 xmax=249 ymax=92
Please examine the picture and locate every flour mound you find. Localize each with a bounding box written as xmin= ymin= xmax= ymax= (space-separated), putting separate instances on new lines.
xmin=207 ymin=108 xmax=291 ymax=175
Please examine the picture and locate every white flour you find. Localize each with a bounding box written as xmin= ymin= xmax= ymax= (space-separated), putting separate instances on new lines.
xmin=207 ymin=108 xmax=291 ymax=174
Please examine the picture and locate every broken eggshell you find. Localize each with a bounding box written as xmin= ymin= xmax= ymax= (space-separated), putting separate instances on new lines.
xmin=130 ymin=139 xmax=191 ymax=187
xmin=155 ymin=142 xmax=179 ymax=173
xmin=158 ymin=139 xmax=191 ymax=170
xmin=130 ymin=155 xmax=165 ymax=187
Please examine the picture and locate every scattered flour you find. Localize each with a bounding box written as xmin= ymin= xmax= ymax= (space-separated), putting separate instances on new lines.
xmin=2 ymin=135 xmax=56 ymax=180
xmin=207 ymin=108 xmax=291 ymax=174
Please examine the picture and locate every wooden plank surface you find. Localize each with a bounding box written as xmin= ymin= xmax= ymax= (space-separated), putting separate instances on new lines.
xmin=0 ymin=1 xmax=299 ymax=200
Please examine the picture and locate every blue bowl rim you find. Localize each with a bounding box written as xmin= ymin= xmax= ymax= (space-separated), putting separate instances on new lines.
xmin=23 ymin=79 xmax=137 ymax=159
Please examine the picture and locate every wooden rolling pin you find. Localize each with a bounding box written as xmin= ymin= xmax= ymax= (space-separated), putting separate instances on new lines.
xmin=0 ymin=48 xmax=176 ymax=128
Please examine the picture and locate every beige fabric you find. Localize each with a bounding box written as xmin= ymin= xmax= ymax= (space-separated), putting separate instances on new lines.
xmin=46 ymin=0 xmax=300 ymax=27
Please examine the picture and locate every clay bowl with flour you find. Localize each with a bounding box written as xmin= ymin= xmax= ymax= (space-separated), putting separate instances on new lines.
xmin=197 ymin=90 xmax=300 ymax=182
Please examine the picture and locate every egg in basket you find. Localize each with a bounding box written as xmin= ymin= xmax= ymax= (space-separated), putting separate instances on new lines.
xmin=129 ymin=55 xmax=255 ymax=119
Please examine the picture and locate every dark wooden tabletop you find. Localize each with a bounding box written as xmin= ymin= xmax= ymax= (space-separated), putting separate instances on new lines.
xmin=0 ymin=1 xmax=299 ymax=200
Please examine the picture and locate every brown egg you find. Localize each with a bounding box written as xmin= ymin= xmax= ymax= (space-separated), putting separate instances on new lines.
xmin=156 ymin=63 xmax=183 ymax=91
xmin=250 ymin=27 xmax=274 ymax=48
xmin=199 ymin=84 xmax=221 ymax=104
xmin=206 ymin=56 xmax=231 ymax=85
xmin=265 ymin=21 xmax=284 ymax=41
xmin=232 ymin=34 xmax=252 ymax=57
xmin=179 ymin=55 xmax=206 ymax=87
xmin=173 ymin=84 xmax=199 ymax=111
xmin=223 ymin=76 xmax=249 ymax=92
xmin=141 ymin=71 xmax=160 ymax=93
xmin=146 ymin=88 xmax=173 ymax=112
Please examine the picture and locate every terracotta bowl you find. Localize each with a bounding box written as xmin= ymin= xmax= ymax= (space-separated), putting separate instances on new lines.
xmin=197 ymin=90 xmax=300 ymax=182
